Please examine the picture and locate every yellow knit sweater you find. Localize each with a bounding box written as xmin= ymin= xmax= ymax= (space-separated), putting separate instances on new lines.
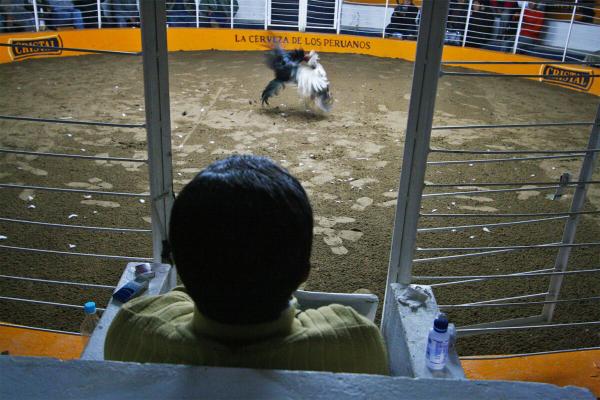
xmin=104 ymin=287 xmax=390 ymax=375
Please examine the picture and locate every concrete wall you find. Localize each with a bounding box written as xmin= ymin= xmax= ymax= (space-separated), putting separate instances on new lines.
xmin=0 ymin=356 xmax=594 ymax=399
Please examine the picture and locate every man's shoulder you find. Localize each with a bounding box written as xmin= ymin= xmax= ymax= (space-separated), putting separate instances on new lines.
xmin=298 ymin=303 xmax=379 ymax=333
xmin=118 ymin=287 xmax=194 ymax=318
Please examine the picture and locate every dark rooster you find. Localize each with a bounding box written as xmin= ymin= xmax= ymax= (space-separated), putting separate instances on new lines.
xmin=261 ymin=46 xmax=332 ymax=112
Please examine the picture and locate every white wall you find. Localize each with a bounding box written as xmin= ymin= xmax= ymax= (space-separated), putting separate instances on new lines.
xmin=544 ymin=20 xmax=600 ymax=53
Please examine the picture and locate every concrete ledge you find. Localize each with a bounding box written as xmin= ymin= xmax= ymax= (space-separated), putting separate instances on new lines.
xmin=383 ymin=283 xmax=464 ymax=378
xmin=0 ymin=356 xmax=593 ymax=399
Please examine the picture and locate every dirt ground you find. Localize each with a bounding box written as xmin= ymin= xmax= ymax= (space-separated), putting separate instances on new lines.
xmin=0 ymin=50 xmax=599 ymax=356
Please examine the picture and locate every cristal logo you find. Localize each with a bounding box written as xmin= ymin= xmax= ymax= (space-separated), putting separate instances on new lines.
xmin=8 ymin=35 xmax=63 ymax=60
xmin=540 ymin=64 xmax=593 ymax=91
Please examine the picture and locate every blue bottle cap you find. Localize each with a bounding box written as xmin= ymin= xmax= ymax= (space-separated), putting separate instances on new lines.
xmin=84 ymin=301 xmax=96 ymax=314
xmin=433 ymin=314 xmax=448 ymax=333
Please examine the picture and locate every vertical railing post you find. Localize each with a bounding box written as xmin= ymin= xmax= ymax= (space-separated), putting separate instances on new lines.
xmin=264 ymin=0 xmax=269 ymax=29
xmin=230 ymin=0 xmax=234 ymax=28
xmin=33 ymin=0 xmax=40 ymax=31
xmin=196 ymin=0 xmax=200 ymax=28
xmin=97 ymin=0 xmax=102 ymax=28
xmin=299 ymin=0 xmax=307 ymax=31
xmin=512 ymin=1 xmax=525 ymax=54
xmin=381 ymin=0 xmax=389 ymax=38
xmin=461 ymin=0 xmax=473 ymax=47
xmin=381 ymin=0 xmax=449 ymax=328
xmin=562 ymin=0 xmax=578 ymax=62
xmin=336 ymin=0 xmax=342 ymax=34
xmin=542 ymin=102 xmax=600 ymax=323
xmin=140 ymin=0 xmax=175 ymax=264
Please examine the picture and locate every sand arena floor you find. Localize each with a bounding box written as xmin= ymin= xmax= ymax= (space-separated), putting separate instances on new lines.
xmin=0 ymin=50 xmax=599 ymax=355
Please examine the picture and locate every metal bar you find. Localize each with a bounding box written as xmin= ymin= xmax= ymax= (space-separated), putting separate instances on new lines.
xmin=230 ymin=0 xmax=234 ymax=28
xmin=464 ymin=292 xmax=549 ymax=306
xmin=428 ymin=269 xmax=554 ymax=288
xmin=417 ymin=216 xmax=568 ymax=233
xmin=428 ymin=154 xmax=586 ymax=165
xmin=0 ymin=322 xmax=80 ymax=336
xmin=140 ymin=0 xmax=175 ymax=264
xmin=0 ymin=244 xmax=152 ymax=261
xmin=432 ymin=121 xmax=595 ymax=130
xmin=513 ymin=1 xmax=525 ymax=54
xmin=461 ymin=0 xmax=473 ymax=47
xmin=420 ymin=211 xmax=600 ymax=218
xmin=425 ymin=181 xmax=600 ymax=187
xmin=0 ymin=295 xmax=107 ymax=311
xmin=543 ymin=102 xmax=600 ymax=323
xmin=416 ymin=242 xmax=600 ymax=252
xmin=0 ymin=183 xmax=149 ymax=198
xmin=440 ymin=296 xmax=600 ymax=309
xmin=0 ymin=274 xmax=117 ymax=289
xmin=0 ymin=217 xmax=152 ymax=233
xmin=335 ymin=0 xmax=341 ymax=35
xmin=382 ymin=0 xmax=449 ymax=329
xmin=97 ymin=0 xmax=102 ymax=28
xmin=422 ymin=185 xmax=559 ymax=198
xmin=195 ymin=0 xmax=200 ymax=28
xmin=0 ymin=114 xmax=145 ymax=129
xmin=264 ymin=0 xmax=269 ymax=29
xmin=430 ymin=148 xmax=600 ymax=155
xmin=458 ymin=320 xmax=600 ymax=333
xmin=0 ymin=148 xmax=148 ymax=163
xmin=33 ymin=0 xmax=40 ymax=31
xmin=0 ymin=43 xmax=141 ymax=56
xmin=413 ymin=246 xmax=527 ymax=264
xmin=441 ymin=71 xmax=600 ymax=78
xmin=415 ymin=267 xmax=600 ymax=281
xmin=381 ymin=0 xmax=389 ymax=38
xmin=562 ymin=0 xmax=578 ymax=62
xmin=442 ymin=61 xmax=598 ymax=65
xmin=460 ymin=346 xmax=600 ymax=360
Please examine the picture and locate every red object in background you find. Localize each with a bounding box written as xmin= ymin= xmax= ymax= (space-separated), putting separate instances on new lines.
xmin=521 ymin=8 xmax=545 ymax=39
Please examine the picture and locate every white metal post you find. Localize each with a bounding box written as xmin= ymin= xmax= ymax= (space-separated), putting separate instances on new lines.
xmin=542 ymin=102 xmax=600 ymax=322
xmin=196 ymin=0 xmax=200 ymax=28
xmin=140 ymin=0 xmax=175 ymax=264
xmin=512 ymin=1 xmax=526 ymax=54
xmin=562 ymin=0 xmax=578 ymax=62
xmin=299 ymin=0 xmax=308 ymax=31
xmin=264 ymin=0 xmax=269 ymax=29
xmin=336 ymin=0 xmax=342 ymax=34
xmin=382 ymin=0 xmax=389 ymax=38
xmin=96 ymin=0 xmax=102 ymax=28
xmin=32 ymin=0 xmax=40 ymax=31
xmin=461 ymin=0 xmax=473 ymax=47
xmin=230 ymin=0 xmax=234 ymax=28
xmin=381 ymin=0 xmax=449 ymax=327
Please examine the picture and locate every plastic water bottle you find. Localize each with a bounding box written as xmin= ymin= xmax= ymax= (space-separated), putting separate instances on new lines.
xmin=80 ymin=301 xmax=100 ymax=340
xmin=425 ymin=313 xmax=450 ymax=370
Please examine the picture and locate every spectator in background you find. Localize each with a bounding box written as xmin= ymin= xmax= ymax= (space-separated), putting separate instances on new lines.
xmin=101 ymin=0 xmax=138 ymax=27
xmin=446 ymin=0 xmax=469 ymax=45
xmin=0 ymin=0 xmax=35 ymax=32
xmin=199 ymin=0 xmax=238 ymax=28
xmin=466 ymin=0 xmax=493 ymax=48
xmin=486 ymin=1 xmax=518 ymax=51
xmin=74 ymin=0 xmax=98 ymax=28
xmin=578 ymin=0 xmax=596 ymax=24
xmin=167 ymin=0 xmax=196 ymax=27
xmin=386 ymin=0 xmax=419 ymax=40
xmin=517 ymin=1 xmax=545 ymax=55
xmin=45 ymin=0 xmax=84 ymax=29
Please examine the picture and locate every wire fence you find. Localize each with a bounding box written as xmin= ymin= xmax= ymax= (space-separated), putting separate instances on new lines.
xmin=0 ymin=1 xmax=598 ymax=62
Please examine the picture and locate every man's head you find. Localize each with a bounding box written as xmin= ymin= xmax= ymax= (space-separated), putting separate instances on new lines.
xmin=169 ymin=155 xmax=313 ymax=325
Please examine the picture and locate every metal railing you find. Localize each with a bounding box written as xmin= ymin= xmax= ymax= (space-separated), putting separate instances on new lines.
xmin=382 ymin=0 xmax=600 ymax=356
xmin=1 ymin=1 xmax=598 ymax=62
xmin=0 ymin=2 xmax=173 ymax=335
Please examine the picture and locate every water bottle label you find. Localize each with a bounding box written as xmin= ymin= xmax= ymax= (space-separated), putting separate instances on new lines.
xmin=426 ymin=337 xmax=449 ymax=365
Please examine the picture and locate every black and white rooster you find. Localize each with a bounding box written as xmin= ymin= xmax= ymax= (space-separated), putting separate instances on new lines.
xmin=261 ymin=46 xmax=332 ymax=112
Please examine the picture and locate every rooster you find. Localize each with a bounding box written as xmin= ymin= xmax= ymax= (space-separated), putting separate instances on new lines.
xmin=261 ymin=47 xmax=332 ymax=112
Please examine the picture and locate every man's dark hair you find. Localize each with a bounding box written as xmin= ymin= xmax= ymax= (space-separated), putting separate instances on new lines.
xmin=169 ymin=155 xmax=313 ymax=324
